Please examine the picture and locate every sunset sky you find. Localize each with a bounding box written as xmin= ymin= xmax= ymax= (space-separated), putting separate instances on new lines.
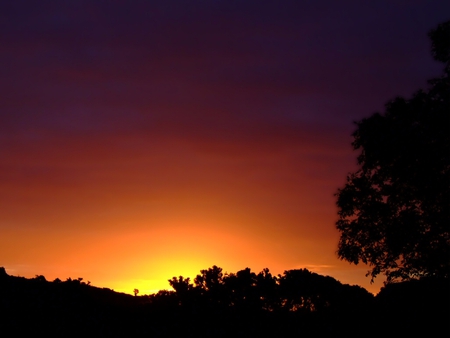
xmin=1 ymin=0 xmax=449 ymax=295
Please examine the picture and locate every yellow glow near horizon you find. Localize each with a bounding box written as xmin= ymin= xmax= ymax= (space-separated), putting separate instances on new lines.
xmin=45 ymin=216 xmax=279 ymax=295
xmin=1 ymin=210 xmax=386 ymax=296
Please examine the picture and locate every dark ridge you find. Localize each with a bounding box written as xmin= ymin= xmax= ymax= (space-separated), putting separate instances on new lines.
xmin=1 ymin=266 xmax=448 ymax=337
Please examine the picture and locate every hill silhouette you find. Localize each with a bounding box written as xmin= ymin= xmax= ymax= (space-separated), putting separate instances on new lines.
xmin=1 ymin=266 xmax=448 ymax=337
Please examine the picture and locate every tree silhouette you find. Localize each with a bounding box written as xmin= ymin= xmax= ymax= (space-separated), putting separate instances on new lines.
xmin=194 ymin=265 xmax=224 ymax=292
xmin=0 ymin=265 xmax=380 ymax=336
xmin=255 ymin=268 xmax=278 ymax=311
xmin=224 ymin=268 xmax=260 ymax=310
xmin=169 ymin=276 xmax=192 ymax=294
xmin=335 ymin=21 xmax=450 ymax=282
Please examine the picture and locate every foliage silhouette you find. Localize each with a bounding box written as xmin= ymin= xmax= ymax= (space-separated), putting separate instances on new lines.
xmin=194 ymin=265 xmax=224 ymax=292
xmin=375 ymin=277 xmax=450 ymax=336
xmin=429 ymin=20 xmax=450 ymax=64
xmin=164 ymin=266 xmax=374 ymax=315
xmin=335 ymin=20 xmax=450 ymax=282
xmin=2 ymin=265 xmax=448 ymax=337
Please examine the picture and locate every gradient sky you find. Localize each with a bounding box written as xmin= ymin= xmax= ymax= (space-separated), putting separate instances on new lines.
xmin=1 ymin=0 xmax=449 ymax=295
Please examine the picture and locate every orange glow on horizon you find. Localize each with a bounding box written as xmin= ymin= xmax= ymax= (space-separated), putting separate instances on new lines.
xmin=1 ymin=212 xmax=386 ymax=295
xmin=0 ymin=129 xmax=386 ymax=295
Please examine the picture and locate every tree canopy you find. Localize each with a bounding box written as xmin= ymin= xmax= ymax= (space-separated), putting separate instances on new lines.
xmin=335 ymin=21 xmax=450 ymax=282
xmin=163 ymin=266 xmax=373 ymax=313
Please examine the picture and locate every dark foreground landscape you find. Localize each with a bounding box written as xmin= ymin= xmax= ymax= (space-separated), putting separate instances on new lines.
xmin=1 ymin=266 xmax=448 ymax=337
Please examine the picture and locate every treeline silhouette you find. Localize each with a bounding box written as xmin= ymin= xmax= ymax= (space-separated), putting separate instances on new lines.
xmin=1 ymin=266 xmax=448 ymax=337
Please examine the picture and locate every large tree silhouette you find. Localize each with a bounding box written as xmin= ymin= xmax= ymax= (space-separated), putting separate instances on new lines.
xmin=335 ymin=21 xmax=449 ymax=282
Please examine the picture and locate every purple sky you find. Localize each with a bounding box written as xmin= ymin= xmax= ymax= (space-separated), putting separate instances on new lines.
xmin=1 ymin=1 xmax=449 ymax=294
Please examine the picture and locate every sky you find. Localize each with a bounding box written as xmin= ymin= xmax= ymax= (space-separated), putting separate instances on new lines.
xmin=1 ymin=0 xmax=449 ymax=295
